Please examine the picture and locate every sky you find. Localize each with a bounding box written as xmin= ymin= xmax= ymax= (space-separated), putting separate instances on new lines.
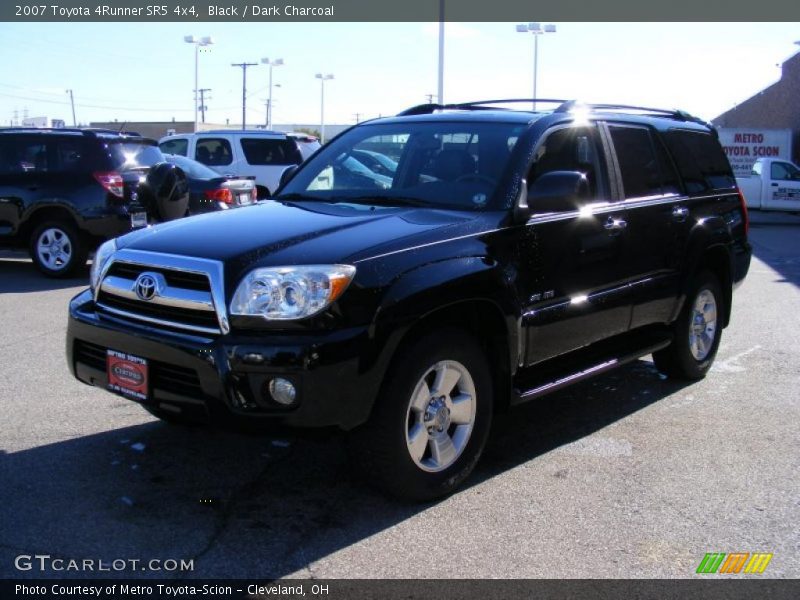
xmin=0 ymin=22 xmax=798 ymax=128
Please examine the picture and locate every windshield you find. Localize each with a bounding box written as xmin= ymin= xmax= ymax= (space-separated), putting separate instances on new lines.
xmin=107 ymin=141 xmax=164 ymax=170
xmin=165 ymin=154 xmax=221 ymax=179
xmin=278 ymin=121 xmax=525 ymax=210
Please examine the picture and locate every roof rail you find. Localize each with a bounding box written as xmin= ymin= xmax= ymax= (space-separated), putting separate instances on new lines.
xmin=0 ymin=127 xmax=142 ymax=137
xmin=397 ymin=98 xmax=568 ymax=116
xmin=555 ymin=101 xmax=710 ymax=126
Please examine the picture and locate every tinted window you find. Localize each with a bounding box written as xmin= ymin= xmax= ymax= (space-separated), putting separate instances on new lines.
xmin=662 ymin=129 xmax=735 ymax=194
xmin=53 ymin=138 xmax=92 ymax=172
xmin=107 ymin=141 xmax=164 ymax=170
xmin=240 ymin=138 xmax=302 ymax=166
xmin=159 ymin=138 xmax=188 ymax=156
xmin=609 ymin=125 xmax=663 ymax=199
xmin=195 ymin=138 xmax=232 ymax=166
xmin=0 ymin=138 xmax=49 ymax=173
xmin=527 ymin=126 xmax=606 ymax=209
xmin=165 ymin=155 xmax=222 ymax=179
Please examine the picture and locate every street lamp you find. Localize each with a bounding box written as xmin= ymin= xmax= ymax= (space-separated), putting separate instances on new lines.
xmin=315 ymin=73 xmax=334 ymax=144
xmin=261 ymin=57 xmax=284 ymax=130
xmin=515 ymin=22 xmax=556 ymax=111
xmin=184 ymin=35 xmax=214 ymax=131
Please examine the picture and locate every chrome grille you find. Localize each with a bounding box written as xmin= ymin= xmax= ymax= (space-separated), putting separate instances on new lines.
xmin=94 ymin=249 xmax=229 ymax=335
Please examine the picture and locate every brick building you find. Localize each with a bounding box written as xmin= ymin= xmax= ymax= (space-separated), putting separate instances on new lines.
xmin=712 ymin=51 xmax=800 ymax=162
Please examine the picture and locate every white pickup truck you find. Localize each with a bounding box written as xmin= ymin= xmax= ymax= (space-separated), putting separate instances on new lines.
xmin=737 ymin=157 xmax=800 ymax=211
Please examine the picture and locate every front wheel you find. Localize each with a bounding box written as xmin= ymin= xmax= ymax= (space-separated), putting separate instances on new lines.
xmin=29 ymin=221 xmax=88 ymax=277
xmin=653 ymin=270 xmax=723 ymax=380
xmin=349 ymin=329 xmax=493 ymax=501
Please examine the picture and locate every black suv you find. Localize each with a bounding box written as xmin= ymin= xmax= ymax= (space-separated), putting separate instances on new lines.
xmin=66 ymin=100 xmax=751 ymax=500
xmin=0 ymin=128 xmax=188 ymax=276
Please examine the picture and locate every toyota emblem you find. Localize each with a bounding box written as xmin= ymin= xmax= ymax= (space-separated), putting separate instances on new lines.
xmin=134 ymin=273 xmax=159 ymax=301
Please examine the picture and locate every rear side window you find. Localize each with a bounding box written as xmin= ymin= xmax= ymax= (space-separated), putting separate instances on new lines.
xmin=608 ymin=125 xmax=665 ymax=199
xmin=53 ymin=138 xmax=92 ymax=172
xmin=662 ymin=129 xmax=735 ymax=194
xmin=195 ymin=138 xmax=232 ymax=166
xmin=107 ymin=142 xmax=164 ymax=170
xmin=0 ymin=138 xmax=49 ymax=174
xmin=240 ymin=138 xmax=302 ymax=166
xmin=159 ymin=138 xmax=188 ymax=157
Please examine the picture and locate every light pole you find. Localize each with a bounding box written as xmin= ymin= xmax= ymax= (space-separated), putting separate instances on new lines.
xmin=260 ymin=58 xmax=284 ymax=130
xmin=184 ymin=35 xmax=214 ymax=131
xmin=515 ymin=22 xmax=556 ymax=111
xmin=437 ymin=0 xmax=445 ymax=104
xmin=315 ymin=73 xmax=334 ymax=144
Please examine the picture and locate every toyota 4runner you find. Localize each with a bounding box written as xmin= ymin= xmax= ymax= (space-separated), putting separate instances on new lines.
xmin=66 ymin=100 xmax=751 ymax=500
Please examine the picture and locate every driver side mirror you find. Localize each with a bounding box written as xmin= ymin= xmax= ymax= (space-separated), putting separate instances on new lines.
xmin=527 ymin=171 xmax=591 ymax=213
xmin=278 ymin=165 xmax=299 ymax=191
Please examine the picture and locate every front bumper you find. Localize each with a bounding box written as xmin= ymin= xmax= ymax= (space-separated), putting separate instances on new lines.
xmin=67 ymin=289 xmax=381 ymax=430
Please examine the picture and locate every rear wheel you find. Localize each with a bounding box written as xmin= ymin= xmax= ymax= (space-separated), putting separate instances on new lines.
xmin=653 ymin=270 xmax=723 ymax=380
xmin=349 ymin=329 xmax=493 ymax=501
xmin=29 ymin=221 xmax=87 ymax=277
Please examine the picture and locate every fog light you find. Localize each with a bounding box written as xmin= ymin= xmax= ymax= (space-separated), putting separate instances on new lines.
xmin=268 ymin=378 xmax=296 ymax=406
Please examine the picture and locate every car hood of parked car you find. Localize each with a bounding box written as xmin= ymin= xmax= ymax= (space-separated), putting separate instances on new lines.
xmin=116 ymin=199 xmax=488 ymax=274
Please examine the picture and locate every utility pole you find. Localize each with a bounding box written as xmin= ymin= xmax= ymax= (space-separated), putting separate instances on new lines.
xmin=66 ymin=89 xmax=76 ymax=126
xmin=425 ymin=94 xmax=435 ymax=104
xmin=231 ymin=62 xmax=258 ymax=129
xmin=198 ymin=88 xmax=211 ymax=123
xmin=437 ymin=0 xmax=445 ymax=104
xmin=353 ymin=112 xmax=362 ymax=123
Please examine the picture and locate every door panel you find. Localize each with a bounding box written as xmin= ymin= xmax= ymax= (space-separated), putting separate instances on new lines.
xmin=762 ymin=161 xmax=800 ymax=211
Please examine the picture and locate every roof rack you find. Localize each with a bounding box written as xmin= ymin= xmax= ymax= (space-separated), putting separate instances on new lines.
xmin=397 ymin=98 xmax=568 ymax=116
xmin=0 ymin=127 xmax=141 ymax=137
xmin=396 ymin=99 xmax=710 ymax=127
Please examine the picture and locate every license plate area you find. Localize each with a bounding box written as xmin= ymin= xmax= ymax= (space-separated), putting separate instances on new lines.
xmin=107 ymin=349 xmax=149 ymax=401
xmin=238 ymin=193 xmax=253 ymax=206
xmin=130 ymin=212 xmax=147 ymax=228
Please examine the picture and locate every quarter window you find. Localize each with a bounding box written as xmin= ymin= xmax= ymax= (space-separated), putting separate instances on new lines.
xmin=159 ymin=138 xmax=189 ymax=157
xmin=195 ymin=138 xmax=232 ymax=166
xmin=240 ymin=138 xmax=302 ymax=166
xmin=662 ymin=129 xmax=735 ymax=194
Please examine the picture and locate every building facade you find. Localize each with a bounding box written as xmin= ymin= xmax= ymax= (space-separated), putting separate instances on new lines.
xmin=712 ymin=52 xmax=800 ymax=162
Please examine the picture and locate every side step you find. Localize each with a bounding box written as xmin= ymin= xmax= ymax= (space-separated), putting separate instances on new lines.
xmin=511 ymin=329 xmax=672 ymax=405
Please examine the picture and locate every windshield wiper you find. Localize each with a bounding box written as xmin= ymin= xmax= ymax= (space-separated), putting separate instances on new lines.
xmin=275 ymin=192 xmax=319 ymax=201
xmin=342 ymin=195 xmax=430 ymax=208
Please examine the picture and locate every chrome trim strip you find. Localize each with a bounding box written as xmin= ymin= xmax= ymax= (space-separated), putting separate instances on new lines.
xmin=100 ymin=275 xmax=215 ymax=312
xmin=96 ymin=303 xmax=222 ymax=335
xmin=96 ymin=249 xmax=229 ymax=334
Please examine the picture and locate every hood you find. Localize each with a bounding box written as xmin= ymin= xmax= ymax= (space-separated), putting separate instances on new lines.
xmin=118 ymin=200 xmax=479 ymax=272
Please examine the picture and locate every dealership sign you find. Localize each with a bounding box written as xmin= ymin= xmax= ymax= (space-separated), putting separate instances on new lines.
xmin=718 ymin=128 xmax=792 ymax=177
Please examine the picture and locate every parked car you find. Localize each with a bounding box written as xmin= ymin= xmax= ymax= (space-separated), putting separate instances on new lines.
xmin=736 ymin=157 xmax=800 ymax=211
xmin=164 ymin=154 xmax=257 ymax=214
xmin=0 ymin=128 xmax=188 ymax=277
xmin=351 ymin=149 xmax=398 ymax=177
xmin=286 ymin=132 xmax=322 ymax=159
xmin=67 ymin=100 xmax=750 ymax=500
xmin=158 ymin=130 xmax=319 ymax=199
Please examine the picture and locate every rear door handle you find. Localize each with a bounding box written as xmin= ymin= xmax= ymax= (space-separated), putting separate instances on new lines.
xmin=771 ymin=183 xmax=779 ymax=187
xmin=604 ymin=216 xmax=627 ymax=234
xmin=672 ymin=206 xmax=689 ymax=222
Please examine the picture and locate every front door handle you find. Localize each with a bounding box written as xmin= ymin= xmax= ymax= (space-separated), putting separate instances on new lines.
xmin=771 ymin=183 xmax=779 ymax=187
xmin=672 ymin=206 xmax=689 ymax=222
xmin=604 ymin=216 xmax=627 ymax=235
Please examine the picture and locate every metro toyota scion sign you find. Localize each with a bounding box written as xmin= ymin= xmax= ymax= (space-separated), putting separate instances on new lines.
xmin=717 ymin=128 xmax=793 ymax=177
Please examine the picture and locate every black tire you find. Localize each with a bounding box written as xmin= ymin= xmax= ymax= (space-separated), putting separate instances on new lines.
xmin=653 ymin=270 xmax=724 ymax=380
xmin=29 ymin=220 xmax=88 ymax=278
xmin=349 ymin=329 xmax=493 ymax=501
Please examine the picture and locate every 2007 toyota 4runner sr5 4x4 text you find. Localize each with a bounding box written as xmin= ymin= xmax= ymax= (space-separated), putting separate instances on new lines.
xmin=67 ymin=100 xmax=751 ymax=500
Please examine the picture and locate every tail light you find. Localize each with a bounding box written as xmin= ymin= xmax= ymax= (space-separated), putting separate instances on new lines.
xmin=250 ymin=187 xmax=258 ymax=202
xmin=737 ymin=187 xmax=749 ymax=236
xmin=205 ymin=188 xmax=233 ymax=204
xmin=93 ymin=171 xmax=124 ymax=198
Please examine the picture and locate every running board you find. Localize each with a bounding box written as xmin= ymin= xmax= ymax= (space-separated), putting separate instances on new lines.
xmin=511 ymin=330 xmax=672 ymax=405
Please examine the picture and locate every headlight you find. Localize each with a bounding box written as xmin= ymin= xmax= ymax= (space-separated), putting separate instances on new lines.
xmin=90 ymin=239 xmax=117 ymax=290
xmin=230 ymin=265 xmax=356 ymax=320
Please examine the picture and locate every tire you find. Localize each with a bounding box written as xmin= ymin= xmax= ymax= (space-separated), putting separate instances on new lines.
xmin=29 ymin=220 xmax=88 ymax=278
xmin=349 ymin=329 xmax=493 ymax=501
xmin=653 ymin=270 xmax=724 ymax=380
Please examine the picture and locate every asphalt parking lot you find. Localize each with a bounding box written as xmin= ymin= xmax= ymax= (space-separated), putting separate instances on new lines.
xmin=1 ymin=211 xmax=798 ymax=580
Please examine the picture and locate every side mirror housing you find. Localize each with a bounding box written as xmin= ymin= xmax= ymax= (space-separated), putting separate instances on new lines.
xmin=527 ymin=171 xmax=590 ymax=213
xmin=278 ymin=165 xmax=299 ymax=191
